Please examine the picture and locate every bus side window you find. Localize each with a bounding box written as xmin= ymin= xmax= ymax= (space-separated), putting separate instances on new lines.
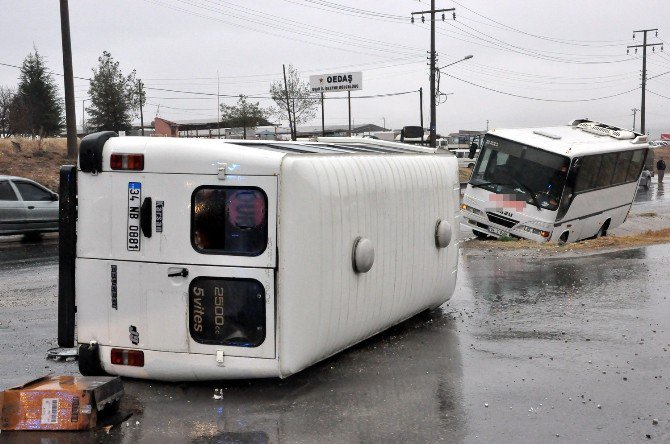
xmin=594 ymin=152 xmax=618 ymax=188
xmin=626 ymin=149 xmax=646 ymax=182
xmin=574 ymin=155 xmax=602 ymax=193
xmin=612 ymin=151 xmax=633 ymax=185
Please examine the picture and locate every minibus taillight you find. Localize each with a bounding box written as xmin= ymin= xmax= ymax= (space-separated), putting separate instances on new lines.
xmin=540 ymin=231 xmax=550 ymax=238
xmin=111 ymin=348 xmax=144 ymax=367
xmin=110 ymin=153 xmax=144 ymax=171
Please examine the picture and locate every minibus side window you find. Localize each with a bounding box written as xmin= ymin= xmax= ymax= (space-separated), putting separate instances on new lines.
xmin=192 ymin=186 xmax=268 ymax=256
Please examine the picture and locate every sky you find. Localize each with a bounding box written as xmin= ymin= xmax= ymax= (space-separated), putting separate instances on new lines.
xmin=2 ymin=0 xmax=669 ymax=137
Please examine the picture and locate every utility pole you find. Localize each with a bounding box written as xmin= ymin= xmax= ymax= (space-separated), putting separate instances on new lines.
xmin=419 ymin=87 xmax=424 ymax=129
xmin=631 ymin=108 xmax=639 ymax=131
xmin=81 ymin=99 xmax=86 ymax=135
xmin=217 ymin=71 xmax=221 ymax=139
xmin=628 ymin=29 xmax=662 ymax=134
xmin=138 ymin=80 xmax=145 ymax=136
xmin=411 ymin=3 xmax=455 ymax=148
xmin=59 ymin=0 xmax=77 ymax=159
xmin=282 ymin=64 xmax=294 ymax=140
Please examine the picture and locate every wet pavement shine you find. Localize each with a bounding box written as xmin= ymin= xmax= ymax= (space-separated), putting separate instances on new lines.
xmin=1 ymin=223 xmax=670 ymax=442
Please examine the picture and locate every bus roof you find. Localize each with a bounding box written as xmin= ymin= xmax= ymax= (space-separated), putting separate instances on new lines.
xmin=487 ymin=119 xmax=649 ymax=157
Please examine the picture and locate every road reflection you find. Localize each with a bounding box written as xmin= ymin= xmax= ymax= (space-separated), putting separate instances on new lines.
xmin=0 ymin=310 xmax=465 ymax=443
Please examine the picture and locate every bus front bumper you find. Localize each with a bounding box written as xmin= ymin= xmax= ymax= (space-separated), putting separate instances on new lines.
xmin=460 ymin=212 xmax=551 ymax=243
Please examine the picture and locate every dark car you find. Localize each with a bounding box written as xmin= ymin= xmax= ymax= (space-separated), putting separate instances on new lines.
xmin=0 ymin=175 xmax=59 ymax=236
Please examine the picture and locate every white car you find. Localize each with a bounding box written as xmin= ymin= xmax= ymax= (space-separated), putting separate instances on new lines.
xmin=451 ymin=148 xmax=480 ymax=169
xmin=639 ymin=169 xmax=652 ymax=189
xmin=0 ymin=175 xmax=59 ymax=236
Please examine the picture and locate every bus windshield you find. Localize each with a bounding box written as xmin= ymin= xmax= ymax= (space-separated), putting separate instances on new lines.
xmin=470 ymin=135 xmax=570 ymax=211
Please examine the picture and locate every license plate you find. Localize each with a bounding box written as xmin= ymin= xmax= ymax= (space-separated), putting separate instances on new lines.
xmin=127 ymin=182 xmax=141 ymax=251
xmin=488 ymin=226 xmax=505 ymax=236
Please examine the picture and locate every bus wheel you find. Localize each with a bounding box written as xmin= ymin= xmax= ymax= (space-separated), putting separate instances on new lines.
xmin=596 ymin=220 xmax=611 ymax=238
xmin=467 ymin=163 xmax=475 ymax=169
xmin=473 ymin=230 xmax=491 ymax=240
xmin=558 ymin=231 xmax=570 ymax=245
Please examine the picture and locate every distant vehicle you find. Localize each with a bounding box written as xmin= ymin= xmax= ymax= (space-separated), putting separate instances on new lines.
xmin=370 ymin=131 xmax=396 ymax=141
xmin=451 ymin=148 xmax=480 ymax=169
xmin=0 ymin=175 xmax=59 ymax=236
xmin=396 ymin=126 xmax=427 ymax=144
xmin=62 ymin=133 xmax=460 ymax=381
xmin=639 ymin=168 xmax=652 ymax=189
xmin=461 ymin=119 xmax=649 ymax=244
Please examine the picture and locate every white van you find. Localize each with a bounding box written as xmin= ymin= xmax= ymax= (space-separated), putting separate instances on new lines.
xmin=59 ymin=133 xmax=460 ymax=381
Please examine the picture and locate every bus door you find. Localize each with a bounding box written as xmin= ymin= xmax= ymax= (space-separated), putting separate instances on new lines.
xmin=76 ymin=172 xmax=277 ymax=359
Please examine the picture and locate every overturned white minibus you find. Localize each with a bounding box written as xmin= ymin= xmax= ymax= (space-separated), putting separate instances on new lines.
xmin=58 ymin=134 xmax=460 ymax=380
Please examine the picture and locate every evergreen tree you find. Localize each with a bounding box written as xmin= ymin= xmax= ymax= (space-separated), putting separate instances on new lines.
xmin=0 ymin=86 xmax=14 ymax=137
xmin=10 ymin=50 xmax=63 ymax=136
xmin=220 ymin=95 xmax=270 ymax=139
xmin=87 ymin=51 xmax=141 ymax=132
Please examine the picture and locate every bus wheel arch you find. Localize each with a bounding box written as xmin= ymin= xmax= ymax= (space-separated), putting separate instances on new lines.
xmin=598 ymin=219 xmax=611 ymax=238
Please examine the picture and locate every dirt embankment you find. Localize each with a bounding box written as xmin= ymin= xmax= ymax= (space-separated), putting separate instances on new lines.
xmin=466 ymin=227 xmax=670 ymax=253
xmin=0 ymin=138 xmax=71 ymax=191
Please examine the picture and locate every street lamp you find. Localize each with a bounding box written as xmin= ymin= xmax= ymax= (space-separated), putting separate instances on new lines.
xmin=382 ymin=117 xmax=386 ymax=130
xmin=430 ymin=54 xmax=473 ymax=147
xmin=437 ymin=54 xmax=473 ymax=71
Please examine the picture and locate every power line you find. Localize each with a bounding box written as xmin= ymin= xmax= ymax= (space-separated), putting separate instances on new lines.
xmin=648 ymin=90 xmax=670 ymax=100
xmin=450 ymin=0 xmax=631 ymax=46
xmin=443 ymin=73 xmax=639 ymax=102
xmin=144 ymin=0 xmax=419 ymax=58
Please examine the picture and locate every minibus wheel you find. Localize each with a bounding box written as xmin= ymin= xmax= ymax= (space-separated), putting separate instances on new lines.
xmin=558 ymin=231 xmax=570 ymax=245
xmin=78 ymin=343 xmax=109 ymax=376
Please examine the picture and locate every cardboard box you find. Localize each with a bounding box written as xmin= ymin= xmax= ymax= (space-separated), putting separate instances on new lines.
xmin=0 ymin=375 xmax=123 ymax=431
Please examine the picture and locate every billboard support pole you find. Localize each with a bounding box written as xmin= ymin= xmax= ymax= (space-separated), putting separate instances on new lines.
xmin=321 ymin=92 xmax=325 ymax=136
xmin=348 ymin=91 xmax=352 ymax=137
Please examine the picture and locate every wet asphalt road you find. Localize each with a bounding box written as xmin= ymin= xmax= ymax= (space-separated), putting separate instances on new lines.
xmin=1 ymin=193 xmax=670 ymax=442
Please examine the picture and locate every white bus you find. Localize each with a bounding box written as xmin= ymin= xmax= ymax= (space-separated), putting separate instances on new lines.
xmin=461 ymin=119 xmax=649 ymax=244
xmin=59 ymin=134 xmax=460 ymax=381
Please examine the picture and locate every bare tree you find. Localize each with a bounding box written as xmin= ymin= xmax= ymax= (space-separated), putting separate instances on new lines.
xmin=270 ymin=65 xmax=318 ymax=140
xmin=0 ymin=86 xmax=13 ymax=137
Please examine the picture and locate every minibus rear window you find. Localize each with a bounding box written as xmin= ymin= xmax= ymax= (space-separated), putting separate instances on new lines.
xmin=189 ymin=277 xmax=266 ymax=347
xmin=192 ymin=186 xmax=268 ymax=256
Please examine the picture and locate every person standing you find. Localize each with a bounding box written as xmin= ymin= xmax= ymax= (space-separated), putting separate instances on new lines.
xmin=657 ymin=158 xmax=666 ymax=183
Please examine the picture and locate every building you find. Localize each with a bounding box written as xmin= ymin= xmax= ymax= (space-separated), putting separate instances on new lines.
xmin=153 ymin=117 xmax=277 ymax=139
xmin=296 ymin=123 xmax=387 ymax=137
